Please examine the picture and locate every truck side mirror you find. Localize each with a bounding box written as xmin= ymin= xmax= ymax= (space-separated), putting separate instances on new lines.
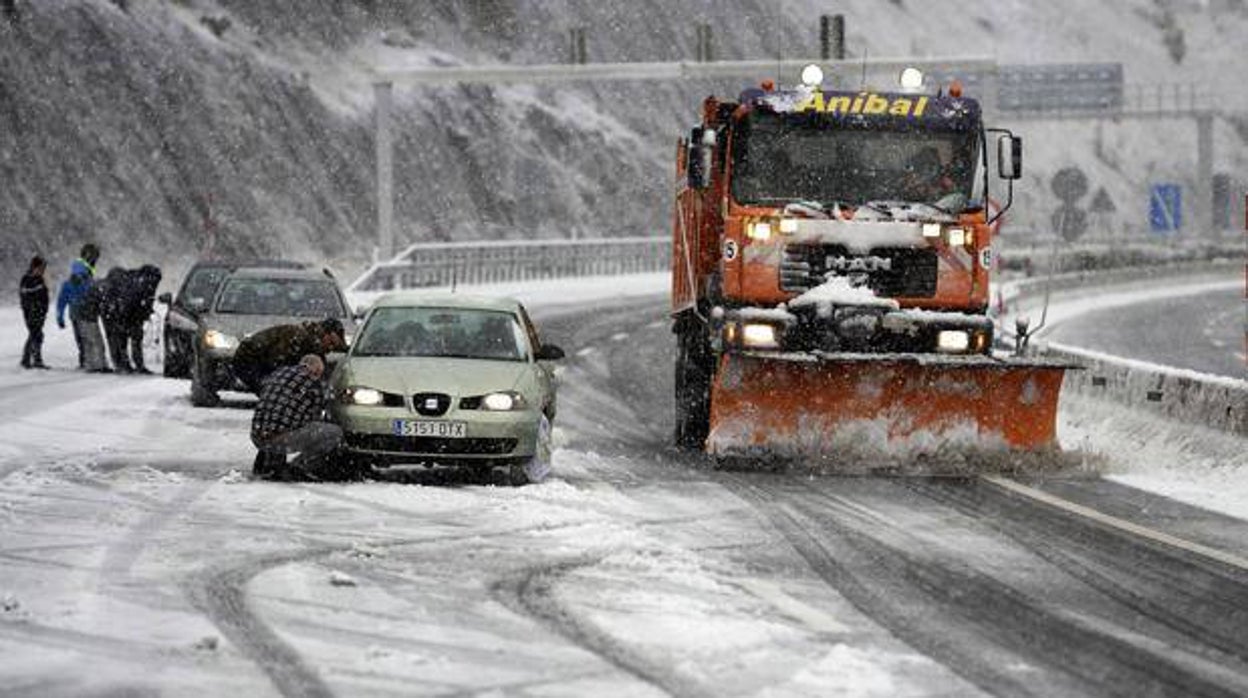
xmin=998 ymin=135 xmax=1022 ymax=180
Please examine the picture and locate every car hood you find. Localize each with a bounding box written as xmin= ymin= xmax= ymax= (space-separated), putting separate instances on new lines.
xmin=200 ymin=314 xmax=350 ymax=340
xmin=336 ymin=356 xmax=533 ymax=397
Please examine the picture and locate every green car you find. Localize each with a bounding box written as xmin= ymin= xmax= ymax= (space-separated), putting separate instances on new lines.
xmin=329 ymin=293 xmax=564 ymax=485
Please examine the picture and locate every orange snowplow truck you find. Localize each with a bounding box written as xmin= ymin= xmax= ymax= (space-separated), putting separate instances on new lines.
xmin=671 ymin=72 xmax=1069 ymax=459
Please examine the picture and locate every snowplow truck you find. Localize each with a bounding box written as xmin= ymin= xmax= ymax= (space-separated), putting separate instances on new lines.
xmin=671 ymin=75 xmax=1068 ymax=459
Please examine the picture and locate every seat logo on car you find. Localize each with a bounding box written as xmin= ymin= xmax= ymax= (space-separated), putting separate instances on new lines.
xmin=826 ymin=255 xmax=892 ymax=272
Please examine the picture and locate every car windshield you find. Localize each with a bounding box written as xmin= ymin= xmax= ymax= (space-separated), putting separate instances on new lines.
xmin=215 ymin=278 xmax=346 ymax=317
xmin=180 ymin=266 xmax=230 ymax=307
xmin=353 ymin=307 xmax=528 ymax=362
xmin=731 ymin=111 xmax=978 ymax=210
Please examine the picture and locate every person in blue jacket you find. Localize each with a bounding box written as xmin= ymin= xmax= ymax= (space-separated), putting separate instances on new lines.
xmin=55 ymin=243 xmax=109 ymax=372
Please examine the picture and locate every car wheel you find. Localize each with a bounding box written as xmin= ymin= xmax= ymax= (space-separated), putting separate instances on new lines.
xmin=505 ymin=463 xmax=530 ymax=487
xmin=190 ymin=354 xmax=220 ymax=407
xmin=163 ymin=332 xmax=190 ymax=378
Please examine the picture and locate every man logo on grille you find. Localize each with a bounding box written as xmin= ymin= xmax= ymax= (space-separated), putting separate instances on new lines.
xmin=826 ymin=256 xmax=892 ymax=273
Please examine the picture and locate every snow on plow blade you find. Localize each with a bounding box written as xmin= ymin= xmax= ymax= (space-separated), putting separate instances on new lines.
xmin=707 ymin=352 xmax=1069 ymax=459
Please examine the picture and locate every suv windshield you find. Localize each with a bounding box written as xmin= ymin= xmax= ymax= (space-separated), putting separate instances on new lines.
xmin=215 ymin=278 xmax=346 ymax=317
xmin=180 ymin=266 xmax=230 ymax=308
xmin=732 ymin=111 xmax=978 ymax=209
xmin=353 ymin=307 xmax=528 ymax=362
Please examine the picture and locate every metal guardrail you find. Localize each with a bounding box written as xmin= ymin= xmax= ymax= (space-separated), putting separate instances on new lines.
xmin=350 ymin=237 xmax=670 ymax=293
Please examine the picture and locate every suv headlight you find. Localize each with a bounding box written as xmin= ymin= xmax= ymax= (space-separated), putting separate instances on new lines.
xmin=203 ymin=330 xmax=239 ymax=350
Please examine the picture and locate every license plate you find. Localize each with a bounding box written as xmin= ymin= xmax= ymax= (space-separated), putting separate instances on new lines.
xmin=392 ymin=420 xmax=467 ymax=438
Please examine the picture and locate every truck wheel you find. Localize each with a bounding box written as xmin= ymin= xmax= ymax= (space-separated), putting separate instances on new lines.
xmin=674 ymin=326 xmax=712 ymax=450
xmin=190 ymin=355 xmax=220 ymax=407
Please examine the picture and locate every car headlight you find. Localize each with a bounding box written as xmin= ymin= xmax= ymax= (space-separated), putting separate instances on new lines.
xmin=342 ymin=387 xmax=384 ymax=406
xmin=481 ymin=391 xmax=527 ymax=411
xmin=203 ymin=330 xmax=239 ymax=350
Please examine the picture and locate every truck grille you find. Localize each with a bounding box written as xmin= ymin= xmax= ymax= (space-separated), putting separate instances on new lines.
xmin=781 ymin=245 xmax=938 ymax=298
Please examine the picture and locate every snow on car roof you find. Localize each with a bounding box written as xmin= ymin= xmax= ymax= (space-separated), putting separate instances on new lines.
xmin=371 ymin=292 xmax=523 ymax=313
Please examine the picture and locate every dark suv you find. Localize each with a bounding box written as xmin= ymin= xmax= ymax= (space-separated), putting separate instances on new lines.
xmin=159 ymin=260 xmax=306 ymax=378
xmin=188 ymin=266 xmax=355 ymax=406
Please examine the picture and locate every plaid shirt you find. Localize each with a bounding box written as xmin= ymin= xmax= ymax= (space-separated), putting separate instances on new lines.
xmin=251 ymin=365 xmax=325 ymax=442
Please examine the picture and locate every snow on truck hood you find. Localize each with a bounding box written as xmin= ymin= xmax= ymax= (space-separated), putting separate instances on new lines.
xmin=336 ymin=355 xmax=531 ymax=397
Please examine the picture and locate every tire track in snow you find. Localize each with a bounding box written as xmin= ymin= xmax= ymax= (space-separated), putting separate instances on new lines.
xmin=722 ymin=474 xmax=1248 ymax=698
xmin=492 ymin=560 xmax=709 ymax=698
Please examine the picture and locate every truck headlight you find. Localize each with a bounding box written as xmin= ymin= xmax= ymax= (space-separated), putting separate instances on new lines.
xmin=203 ymin=330 xmax=239 ymax=350
xmin=746 ymin=221 xmax=773 ymax=241
xmin=344 ymin=387 xmax=384 ymax=406
xmin=741 ymin=323 xmax=780 ymax=349
xmin=945 ymin=228 xmax=966 ymax=247
xmin=936 ymin=330 xmax=970 ymax=353
xmin=482 ymin=391 xmax=527 ymax=411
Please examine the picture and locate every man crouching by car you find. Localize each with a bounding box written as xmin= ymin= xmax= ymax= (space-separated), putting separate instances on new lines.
xmin=250 ymin=354 xmax=343 ymax=481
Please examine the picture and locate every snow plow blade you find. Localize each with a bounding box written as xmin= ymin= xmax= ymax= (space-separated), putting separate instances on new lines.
xmin=707 ymin=352 xmax=1069 ymax=458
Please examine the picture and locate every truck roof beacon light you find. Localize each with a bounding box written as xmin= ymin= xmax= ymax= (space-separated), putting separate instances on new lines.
xmin=800 ymin=64 xmax=824 ymax=88
xmin=899 ymin=67 xmax=924 ymax=91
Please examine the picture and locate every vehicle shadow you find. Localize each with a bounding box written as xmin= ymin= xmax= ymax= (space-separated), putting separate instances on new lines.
xmin=366 ymin=465 xmax=514 ymax=487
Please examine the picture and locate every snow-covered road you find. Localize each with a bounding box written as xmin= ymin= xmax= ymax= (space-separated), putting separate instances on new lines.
xmin=2 ymin=274 xmax=1247 ymax=697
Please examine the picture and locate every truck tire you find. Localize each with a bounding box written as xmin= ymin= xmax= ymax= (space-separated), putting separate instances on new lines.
xmin=189 ymin=353 xmax=220 ymax=407
xmin=674 ymin=324 xmax=712 ymax=450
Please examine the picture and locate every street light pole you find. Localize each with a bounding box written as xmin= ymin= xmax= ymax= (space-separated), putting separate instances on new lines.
xmin=375 ymin=80 xmax=394 ymax=261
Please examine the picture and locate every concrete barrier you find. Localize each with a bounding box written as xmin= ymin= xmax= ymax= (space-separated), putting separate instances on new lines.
xmin=1046 ymin=343 xmax=1247 ymax=436
xmin=1002 ymin=263 xmax=1246 ymax=436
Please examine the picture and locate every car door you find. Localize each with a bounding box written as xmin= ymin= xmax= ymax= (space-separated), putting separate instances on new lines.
xmin=518 ymin=305 xmax=557 ymax=416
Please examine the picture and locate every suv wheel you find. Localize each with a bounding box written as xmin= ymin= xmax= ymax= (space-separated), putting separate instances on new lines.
xmin=190 ymin=353 xmax=220 ymax=407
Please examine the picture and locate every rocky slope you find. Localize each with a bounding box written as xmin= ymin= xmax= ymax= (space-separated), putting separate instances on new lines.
xmin=1 ymin=0 xmax=1244 ymax=286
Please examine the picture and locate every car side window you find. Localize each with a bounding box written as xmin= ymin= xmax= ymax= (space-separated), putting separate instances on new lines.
xmin=517 ymin=305 xmax=542 ymax=359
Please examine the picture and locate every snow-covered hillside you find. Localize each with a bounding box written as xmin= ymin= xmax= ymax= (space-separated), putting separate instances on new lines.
xmin=2 ymin=0 xmax=1245 ymax=286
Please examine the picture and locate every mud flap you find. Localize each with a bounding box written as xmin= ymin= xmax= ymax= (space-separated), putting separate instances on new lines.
xmin=707 ymin=352 xmax=1067 ymax=458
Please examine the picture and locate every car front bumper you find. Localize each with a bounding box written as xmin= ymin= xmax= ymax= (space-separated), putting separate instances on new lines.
xmin=332 ymin=404 xmax=539 ymax=467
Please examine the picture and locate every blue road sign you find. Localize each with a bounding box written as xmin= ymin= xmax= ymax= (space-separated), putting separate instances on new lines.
xmin=1149 ymin=184 xmax=1182 ymax=234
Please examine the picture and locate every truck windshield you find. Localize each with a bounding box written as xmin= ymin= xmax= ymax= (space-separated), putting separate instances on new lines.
xmin=731 ymin=112 xmax=978 ymax=211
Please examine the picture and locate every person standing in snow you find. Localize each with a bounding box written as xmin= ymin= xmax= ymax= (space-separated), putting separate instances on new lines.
xmin=249 ymin=354 xmax=343 ymax=480
xmin=232 ymin=318 xmax=347 ymax=394
xmin=55 ymin=243 xmax=109 ymax=373
xmin=117 ymin=264 xmax=162 ymax=374
xmin=19 ymin=255 xmax=49 ymax=369
xmin=97 ymin=267 xmax=134 ymax=373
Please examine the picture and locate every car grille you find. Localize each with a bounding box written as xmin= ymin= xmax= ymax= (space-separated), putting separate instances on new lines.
xmin=411 ymin=392 xmax=452 ymax=416
xmin=346 ymin=434 xmax=518 ymax=455
xmin=780 ymin=245 xmax=938 ymax=298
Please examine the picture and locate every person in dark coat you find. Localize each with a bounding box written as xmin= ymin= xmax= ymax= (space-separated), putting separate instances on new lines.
xmin=94 ymin=264 xmax=162 ymax=374
xmin=19 ymin=255 xmax=49 ymax=369
xmin=97 ymin=267 xmax=134 ymax=373
xmin=233 ymin=317 xmax=346 ymax=394
xmin=118 ymin=264 xmax=161 ymax=374
xmin=55 ymin=243 xmax=109 ymax=372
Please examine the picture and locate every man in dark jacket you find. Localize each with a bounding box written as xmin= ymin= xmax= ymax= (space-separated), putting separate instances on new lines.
xmin=233 ymin=317 xmax=346 ymax=394
xmin=97 ymin=265 xmax=163 ymax=374
xmin=119 ymin=264 xmax=162 ymax=374
xmin=250 ymin=354 xmax=343 ymax=480
xmin=55 ymin=243 xmax=108 ymax=372
xmin=19 ymin=256 xmax=49 ymax=369
xmin=97 ymin=267 xmax=134 ymax=372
